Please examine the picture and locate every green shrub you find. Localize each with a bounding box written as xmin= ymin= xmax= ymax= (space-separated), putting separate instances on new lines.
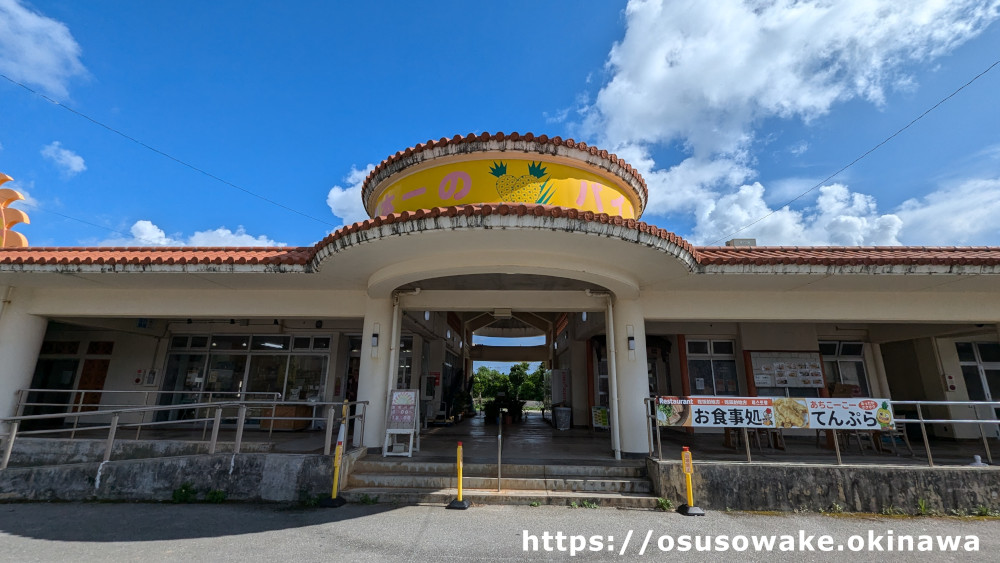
xmin=172 ymin=482 xmax=197 ymax=503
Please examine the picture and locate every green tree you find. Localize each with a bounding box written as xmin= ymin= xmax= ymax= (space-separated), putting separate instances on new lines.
xmin=508 ymin=362 xmax=530 ymax=399
xmin=518 ymin=364 xmax=548 ymax=402
xmin=472 ymin=366 xmax=509 ymax=403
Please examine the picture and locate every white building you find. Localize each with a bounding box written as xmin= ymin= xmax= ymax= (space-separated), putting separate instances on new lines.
xmin=2 ymin=132 xmax=999 ymax=457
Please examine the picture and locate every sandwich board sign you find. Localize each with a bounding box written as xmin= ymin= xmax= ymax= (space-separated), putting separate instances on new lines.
xmin=383 ymin=389 xmax=420 ymax=457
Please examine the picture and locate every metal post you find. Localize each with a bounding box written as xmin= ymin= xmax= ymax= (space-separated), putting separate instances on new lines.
xmin=916 ymin=403 xmax=934 ymax=467
xmin=208 ymin=406 xmax=222 ymax=454
xmin=655 ymin=412 xmax=663 ymax=461
xmin=70 ymin=393 xmax=84 ymax=439
xmin=233 ymin=405 xmax=247 ymax=454
xmin=742 ymin=427 xmax=752 ymax=462
xmin=645 ymin=400 xmax=654 ymax=457
xmin=104 ymin=414 xmax=119 ymax=463
xmin=268 ymin=398 xmax=277 ymax=441
xmin=1 ymin=421 xmax=19 ymax=470
xmin=136 ymin=391 xmax=149 ymax=440
xmin=358 ymin=403 xmax=367 ymax=447
xmin=974 ymin=408 xmax=993 ymax=465
xmin=832 ymin=430 xmax=842 ymax=465
xmin=324 ymin=407 xmax=336 ymax=456
xmin=497 ymin=412 xmax=503 ymax=492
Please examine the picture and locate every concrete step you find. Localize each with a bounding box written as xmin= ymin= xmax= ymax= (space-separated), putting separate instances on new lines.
xmin=346 ymin=473 xmax=652 ymax=493
xmin=339 ymin=487 xmax=660 ymax=508
xmin=350 ymin=460 xmax=646 ymax=479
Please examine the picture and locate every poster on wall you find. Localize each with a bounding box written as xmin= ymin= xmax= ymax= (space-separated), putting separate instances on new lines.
xmin=551 ymin=369 xmax=571 ymax=405
xmin=749 ymin=351 xmax=826 ymax=388
xmin=591 ymin=406 xmax=610 ymax=429
xmin=655 ymin=396 xmax=894 ymax=430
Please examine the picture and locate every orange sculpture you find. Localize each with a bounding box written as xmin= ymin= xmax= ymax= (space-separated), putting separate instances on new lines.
xmin=1 ymin=173 xmax=30 ymax=248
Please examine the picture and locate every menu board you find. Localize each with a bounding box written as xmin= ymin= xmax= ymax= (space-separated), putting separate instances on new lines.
xmin=750 ymin=351 xmax=825 ymax=388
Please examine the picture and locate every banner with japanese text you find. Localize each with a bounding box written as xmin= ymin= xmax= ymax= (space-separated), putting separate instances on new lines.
xmin=655 ymin=396 xmax=894 ymax=431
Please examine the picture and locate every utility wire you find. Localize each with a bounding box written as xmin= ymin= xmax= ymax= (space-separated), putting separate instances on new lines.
xmin=709 ymin=58 xmax=1000 ymax=246
xmin=1 ymin=73 xmax=339 ymax=230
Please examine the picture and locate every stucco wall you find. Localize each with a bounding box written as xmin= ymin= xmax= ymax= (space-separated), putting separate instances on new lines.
xmin=647 ymin=459 xmax=1000 ymax=513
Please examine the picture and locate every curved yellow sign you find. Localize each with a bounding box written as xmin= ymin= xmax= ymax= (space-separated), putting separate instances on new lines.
xmin=370 ymin=159 xmax=638 ymax=219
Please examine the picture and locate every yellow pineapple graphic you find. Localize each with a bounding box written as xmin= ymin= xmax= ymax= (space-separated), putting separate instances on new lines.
xmin=489 ymin=161 xmax=554 ymax=203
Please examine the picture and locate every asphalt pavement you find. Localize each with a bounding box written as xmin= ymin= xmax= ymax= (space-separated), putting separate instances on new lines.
xmin=0 ymin=501 xmax=996 ymax=561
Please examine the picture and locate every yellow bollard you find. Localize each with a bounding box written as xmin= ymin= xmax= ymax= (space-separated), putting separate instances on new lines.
xmin=678 ymin=446 xmax=705 ymax=516
xmin=447 ymin=441 xmax=470 ymax=509
xmin=321 ymin=400 xmax=350 ymax=508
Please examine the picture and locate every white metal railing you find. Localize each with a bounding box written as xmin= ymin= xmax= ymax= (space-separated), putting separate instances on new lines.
xmin=0 ymin=399 xmax=368 ymax=470
xmin=644 ymin=398 xmax=1000 ymax=467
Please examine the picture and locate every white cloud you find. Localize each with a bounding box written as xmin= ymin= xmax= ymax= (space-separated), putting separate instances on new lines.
xmin=579 ymin=0 xmax=1000 ymax=245
xmin=896 ymin=177 xmax=1000 ymax=245
xmin=326 ymin=164 xmax=374 ymax=226
xmin=0 ymin=0 xmax=87 ymax=98
xmin=2 ymin=178 xmax=38 ymax=209
xmin=99 ymin=220 xmax=284 ymax=247
xmin=693 ymin=182 xmax=902 ymax=246
xmin=40 ymin=141 xmax=86 ymax=176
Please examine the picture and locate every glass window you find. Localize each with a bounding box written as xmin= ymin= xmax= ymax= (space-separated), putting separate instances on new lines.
xmin=251 ymin=336 xmax=290 ymax=351
xmin=818 ymin=342 xmax=838 ymax=356
xmin=286 ymin=355 xmax=328 ymax=400
xmin=170 ymin=336 xmax=189 ymax=349
xmin=313 ymin=337 xmax=331 ymax=350
xmin=293 ymin=337 xmax=312 ymax=350
xmin=686 ymin=339 xmax=738 ymax=396
xmin=820 ymin=341 xmax=870 ymax=397
xmin=211 ymin=335 xmax=249 ymax=350
xmin=977 ymin=342 xmax=1000 ymax=363
xmin=712 ymin=341 xmax=734 ymax=355
xmin=687 ymin=340 xmax=709 ymax=355
xmin=190 ymin=336 xmax=209 ymax=349
xmin=956 ymin=342 xmax=977 ymax=362
xmin=839 ymin=342 xmax=864 ymax=356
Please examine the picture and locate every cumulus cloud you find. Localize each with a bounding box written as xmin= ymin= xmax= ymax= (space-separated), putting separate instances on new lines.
xmin=326 ymin=164 xmax=374 ymax=226
xmin=693 ymin=183 xmax=902 ymax=246
xmin=99 ymin=220 xmax=284 ymax=247
xmin=896 ymin=178 xmax=1000 ymax=245
xmin=580 ymin=0 xmax=1000 ymax=244
xmin=0 ymin=0 xmax=87 ymax=98
xmin=40 ymin=141 xmax=86 ymax=176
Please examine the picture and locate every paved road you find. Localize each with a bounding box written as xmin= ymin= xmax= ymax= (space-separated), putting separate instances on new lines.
xmin=0 ymin=502 xmax=996 ymax=561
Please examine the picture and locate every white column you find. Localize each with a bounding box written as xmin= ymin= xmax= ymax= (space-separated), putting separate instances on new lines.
xmin=354 ymin=297 xmax=394 ymax=447
xmin=0 ymin=288 xmax=48 ymax=419
xmin=611 ymin=298 xmax=650 ymax=456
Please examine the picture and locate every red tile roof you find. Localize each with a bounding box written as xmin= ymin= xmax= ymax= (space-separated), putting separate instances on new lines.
xmin=696 ymin=246 xmax=1000 ymax=266
xmin=0 ymin=247 xmax=314 ymax=266
xmin=361 ymin=132 xmax=649 ymax=209
xmin=3 ymin=205 xmax=1000 ymax=269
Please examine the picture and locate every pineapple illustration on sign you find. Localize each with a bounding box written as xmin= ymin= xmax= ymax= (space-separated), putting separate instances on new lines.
xmin=489 ymin=161 xmax=556 ymax=204
xmin=1 ymin=173 xmax=30 ymax=248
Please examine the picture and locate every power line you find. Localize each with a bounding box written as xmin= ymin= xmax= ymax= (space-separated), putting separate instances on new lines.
xmin=1 ymin=73 xmax=339 ymax=230
xmin=709 ymin=57 xmax=1000 ymax=246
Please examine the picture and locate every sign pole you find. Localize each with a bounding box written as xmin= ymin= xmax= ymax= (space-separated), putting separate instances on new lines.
xmin=677 ymin=447 xmax=705 ymax=516
xmin=447 ymin=441 xmax=470 ymax=509
xmin=321 ymin=400 xmax=350 ymax=508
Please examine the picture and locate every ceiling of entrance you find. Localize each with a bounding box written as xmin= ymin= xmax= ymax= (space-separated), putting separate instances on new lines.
xmin=399 ymin=273 xmax=604 ymax=292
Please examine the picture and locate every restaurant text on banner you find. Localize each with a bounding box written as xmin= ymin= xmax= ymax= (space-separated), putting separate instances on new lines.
xmin=655 ymin=396 xmax=894 ymax=431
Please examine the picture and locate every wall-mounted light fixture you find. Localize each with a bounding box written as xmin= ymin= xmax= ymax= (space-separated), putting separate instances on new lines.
xmin=627 ymin=336 xmax=636 ymax=351
xmin=372 ymin=333 xmax=379 ymax=348
xmin=446 ymin=329 xmax=451 ymax=339
xmin=315 ymin=320 xmax=323 ymax=329
xmin=424 ymin=311 xmax=431 ymax=321
xmin=582 ymin=312 xmax=588 ymax=322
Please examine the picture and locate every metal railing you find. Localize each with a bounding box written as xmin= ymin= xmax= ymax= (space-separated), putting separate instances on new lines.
xmin=0 ymin=398 xmax=368 ymax=470
xmin=644 ymin=398 xmax=1000 ymax=467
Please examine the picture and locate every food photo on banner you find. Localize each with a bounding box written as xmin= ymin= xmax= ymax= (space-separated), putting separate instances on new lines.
xmin=655 ymin=396 xmax=894 ymax=430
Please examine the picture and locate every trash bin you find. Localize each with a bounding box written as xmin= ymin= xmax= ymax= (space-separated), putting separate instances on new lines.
xmin=554 ymin=407 xmax=571 ymax=431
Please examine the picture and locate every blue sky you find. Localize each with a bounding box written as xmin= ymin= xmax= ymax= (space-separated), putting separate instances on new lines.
xmin=2 ymin=0 xmax=1000 ymax=249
